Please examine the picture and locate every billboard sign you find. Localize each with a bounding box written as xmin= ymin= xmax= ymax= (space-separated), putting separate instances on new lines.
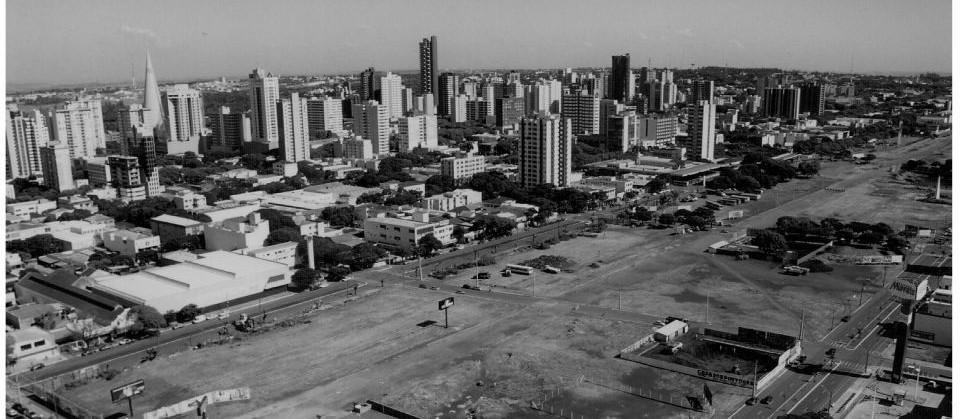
xmin=438 ymin=297 xmax=454 ymax=310
xmin=111 ymin=379 xmax=145 ymax=403
xmin=728 ymin=210 xmax=744 ymax=219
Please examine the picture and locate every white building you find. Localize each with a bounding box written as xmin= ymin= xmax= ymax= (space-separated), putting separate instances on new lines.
xmin=686 ymin=100 xmax=717 ymax=162
xmin=249 ymin=68 xmax=281 ymax=147
xmin=162 ymin=84 xmax=204 ymax=143
xmin=561 ymin=94 xmax=600 ymax=135
xmin=6 ymin=109 xmax=49 ymax=179
xmin=6 ymin=199 xmax=57 ymax=217
xmin=306 ymin=97 xmax=345 ymax=136
xmin=245 ymin=242 xmax=297 ymax=267
xmin=342 ymin=136 xmax=374 ymax=160
xmin=451 ymin=94 xmax=468 ymax=123
xmin=277 ymin=93 xmax=310 ymax=162
xmin=440 ymin=152 xmax=485 ymax=182
xmin=102 ymin=229 xmax=161 ymax=256
xmin=519 ymin=114 xmax=573 ymax=188
xmin=421 ymin=189 xmax=483 ymax=211
xmin=399 ymin=114 xmax=439 ymax=151
xmin=49 ymin=98 xmax=105 ymax=159
xmin=39 ymin=142 xmax=74 ymax=192
xmin=379 ymin=72 xmax=404 ymax=119
xmin=363 ymin=212 xmax=455 ymax=251
xmin=352 ymin=100 xmax=390 ymax=155
xmin=203 ymin=212 xmax=270 ymax=252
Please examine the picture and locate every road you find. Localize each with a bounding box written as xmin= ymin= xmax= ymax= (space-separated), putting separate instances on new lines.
xmin=11 ymin=280 xmax=364 ymax=387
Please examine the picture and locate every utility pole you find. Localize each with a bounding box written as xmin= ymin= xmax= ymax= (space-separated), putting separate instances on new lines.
xmin=475 ymin=249 xmax=480 ymax=289
xmin=618 ymin=290 xmax=622 ymax=311
xmin=533 ymin=271 xmax=536 ymax=296
xmin=752 ymin=360 xmax=758 ymax=398
xmin=705 ymin=290 xmax=710 ymax=323
xmin=859 ymin=281 xmax=866 ymax=307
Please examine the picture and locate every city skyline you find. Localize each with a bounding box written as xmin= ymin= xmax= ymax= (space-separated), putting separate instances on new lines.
xmin=6 ymin=0 xmax=953 ymax=88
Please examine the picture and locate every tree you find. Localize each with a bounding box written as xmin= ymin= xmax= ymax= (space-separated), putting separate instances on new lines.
xmin=131 ymin=305 xmax=167 ymax=329
xmin=7 ymin=234 xmax=64 ymax=258
xmin=753 ymin=230 xmax=788 ymax=257
xmin=452 ymin=226 xmax=467 ymax=243
xmin=326 ymin=265 xmax=351 ymax=282
xmin=425 ymin=175 xmax=457 ymax=196
xmin=471 ymin=215 xmax=516 ymax=240
xmin=348 ymin=242 xmax=386 ymax=270
xmin=384 ymin=190 xmax=421 ymax=206
xmin=416 ymin=234 xmax=444 ymax=257
xmin=633 ymin=207 xmax=653 ymax=223
xmin=886 ymin=236 xmax=909 ymax=254
xmin=658 ymin=213 xmax=676 ymax=226
xmin=797 ymin=160 xmax=820 ymax=176
xmin=176 ymin=304 xmax=201 ymax=323
xmin=685 ymin=216 xmax=708 ymax=231
xmin=321 ymin=206 xmax=359 ymax=227
xmin=259 ymin=208 xmax=297 ymax=232
xmin=646 ymin=178 xmax=667 ymax=194
xmin=291 ymin=268 xmax=321 ymax=290
xmin=264 ymin=228 xmax=303 ymax=247
xmin=857 ymin=231 xmax=885 ymax=247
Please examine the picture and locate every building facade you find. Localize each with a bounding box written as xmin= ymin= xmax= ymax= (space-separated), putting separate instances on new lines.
xmin=306 ymin=97 xmax=345 ymax=136
xmin=162 ymin=84 xmax=204 ymax=143
xmin=277 ymin=93 xmax=310 ymax=162
xmin=686 ymin=100 xmax=717 ymax=161
xmin=249 ymin=68 xmax=281 ymax=146
xmin=399 ymin=114 xmax=439 ymax=150
xmin=561 ymin=94 xmax=601 ymax=135
xmin=419 ymin=36 xmax=438 ymax=95
xmin=519 ymin=115 xmax=573 ymax=188
xmin=351 ymin=101 xmax=390 ymax=155
xmin=6 ymin=109 xmax=49 ymax=179
xmin=440 ymin=152 xmax=486 ymax=182
xmin=39 ymin=143 xmax=74 ymax=192
xmin=49 ymin=98 xmax=106 ymax=159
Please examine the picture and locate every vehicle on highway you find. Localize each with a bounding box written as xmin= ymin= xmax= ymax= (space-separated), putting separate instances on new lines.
xmin=117 ymin=338 xmax=133 ymax=345
xmin=216 ymin=312 xmax=230 ymax=320
xmin=472 ymin=272 xmax=490 ymax=280
xmin=170 ymin=322 xmax=184 ymax=330
xmin=745 ymin=397 xmax=756 ymax=405
xmin=29 ymin=363 xmax=45 ymax=371
xmin=192 ymin=315 xmax=208 ymax=324
xmin=780 ymin=265 xmax=810 ymax=275
xmin=841 ymin=315 xmax=850 ymax=322
xmin=760 ymin=396 xmax=773 ymax=404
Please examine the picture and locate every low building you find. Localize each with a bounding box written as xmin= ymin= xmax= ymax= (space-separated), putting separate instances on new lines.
xmin=272 ymin=161 xmax=299 ymax=177
xmin=150 ymin=214 xmax=205 ymax=244
xmin=6 ymin=303 xmax=59 ymax=329
xmin=911 ymin=300 xmax=951 ymax=346
xmin=7 ymin=199 xmax=57 ymax=217
xmin=8 ymin=327 xmax=58 ymax=362
xmin=245 ymin=242 xmax=297 ymax=267
xmin=6 ymin=223 xmax=52 ymax=241
xmin=88 ymin=250 xmax=291 ymax=313
xmin=303 ymin=182 xmax=379 ymax=206
xmin=57 ymin=195 xmax=98 ymax=213
xmin=363 ymin=212 xmax=454 ymax=251
xmin=654 ymin=320 xmax=689 ymax=342
xmin=196 ymin=202 xmax=261 ymax=223
xmin=440 ymin=152 xmax=486 ymax=182
xmin=102 ymin=229 xmax=161 ymax=256
xmin=261 ymin=189 xmax=337 ymax=213
xmin=204 ymin=212 xmax=270 ymax=252
xmin=421 ymin=189 xmax=483 ymax=212
xmin=14 ymin=270 xmax=132 ymax=335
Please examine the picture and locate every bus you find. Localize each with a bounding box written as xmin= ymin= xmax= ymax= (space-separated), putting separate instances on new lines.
xmin=505 ymin=264 xmax=535 ymax=275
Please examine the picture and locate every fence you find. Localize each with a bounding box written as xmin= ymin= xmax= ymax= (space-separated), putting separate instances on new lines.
xmin=366 ymin=400 xmax=423 ymax=419
xmin=618 ymin=334 xmax=655 ymax=354
xmin=23 ymin=377 xmax=106 ymax=419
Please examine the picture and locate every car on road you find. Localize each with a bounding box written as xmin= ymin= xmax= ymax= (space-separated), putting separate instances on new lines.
xmin=745 ymin=397 xmax=757 ymax=405
xmin=29 ymin=363 xmax=45 ymax=371
xmin=826 ymin=348 xmax=837 ymax=357
xmin=216 ymin=312 xmax=230 ymax=320
xmin=418 ymin=284 xmax=428 ymax=289
xmin=456 ymin=290 xmax=466 ymax=294
xmin=192 ymin=315 xmax=207 ymax=324
xmin=429 ymin=286 xmax=439 ymax=290
xmin=117 ymin=338 xmax=133 ymax=345
xmin=170 ymin=322 xmax=184 ymax=330
xmin=760 ymin=396 xmax=773 ymax=404
xmin=841 ymin=315 xmax=850 ymax=322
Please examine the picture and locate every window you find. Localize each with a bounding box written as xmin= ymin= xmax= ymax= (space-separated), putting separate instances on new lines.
xmin=33 ymin=340 xmax=45 ymax=347
xmin=20 ymin=344 xmax=31 ymax=351
xmin=266 ymin=274 xmax=285 ymax=283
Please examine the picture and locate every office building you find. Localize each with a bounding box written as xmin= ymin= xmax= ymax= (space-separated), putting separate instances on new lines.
xmin=440 ymin=152 xmax=486 ymax=182
xmin=686 ymin=100 xmax=717 ymax=161
xmin=277 ymin=93 xmax=310 ymax=162
xmin=611 ymin=54 xmax=632 ymax=102
xmin=606 ymin=112 xmax=639 ymax=152
xmin=306 ymin=97 xmax=345 ymax=137
xmin=85 ymin=157 xmax=111 ymax=187
xmin=40 ymin=143 xmax=74 ymax=192
xmin=379 ymin=72 xmax=404 ymax=119
xmin=363 ymin=212 xmax=454 ymax=252
xmin=419 ymin=36 xmax=438 ymax=95
xmin=637 ymin=115 xmax=678 ymax=147
xmin=799 ymin=83 xmax=826 ymax=116
xmin=438 ymin=73 xmax=459 ymax=116
xmin=6 ymin=109 xmax=49 ymax=179
xmin=204 ymin=212 xmax=270 ymax=252
xmin=561 ymin=94 xmax=600 ymax=135
xmin=496 ymin=97 xmax=525 ymax=129
xmin=208 ymin=107 xmax=251 ymax=151
xmin=49 ymin=98 xmax=106 ymax=159
xmin=108 ymin=156 xmax=145 ymax=200
xmin=599 ymin=99 xmax=623 ymax=138
xmin=103 ymin=229 xmax=161 ymax=256
xmin=451 ymin=94 xmax=468 ymax=123
xmin=414 ymin=94 xmax=436 ymax=116
xmin=359 ymin=67 xmax=380 ymax=101
xmin=462 ymin=82 xmax=478 ymax=99
xmin=422 ymin=189 xmax=483 ymax=212
xmin=646 ymin=81 xmax=665 ymax=112
xmin=342 ymin=136 xmax=374 ymax=160
xmin=401 ymin=87 xmax=415 ymax=114
xmin=351 ymin=100 xmax=390 ymax=155
xmin=519 ymin=115 xmax=572 ymax=188
xmin=399 ymin=114 xmax=439 ymax=150
xmin=762 ymin=87 xmax=801 ymax=119
xmin=639 ymin=67 xmax=657 ymax=84
xmin=467 ymin=100 xmax=492 ymax=123
xmin=248 ymin=68 xmax=280 ymax=147
xmin=128 ymin=126 xmax=162 ymax=197
xmin=691 ymin=80 xmax=715 ymax=104
xmin=162 ymin=84 xmax=204 ymax=143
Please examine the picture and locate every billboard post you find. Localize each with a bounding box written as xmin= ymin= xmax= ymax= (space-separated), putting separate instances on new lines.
xmin=110 ymin=379 xmax=145 ymax=417
xmin=438 ymin=297 xmax=454 ymax=328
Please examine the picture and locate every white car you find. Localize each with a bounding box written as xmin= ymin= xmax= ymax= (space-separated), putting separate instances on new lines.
xmin=216 ymin=312 xmax=229 ymax=320
xmin=192 ymin=315 xmax=208 ymax=324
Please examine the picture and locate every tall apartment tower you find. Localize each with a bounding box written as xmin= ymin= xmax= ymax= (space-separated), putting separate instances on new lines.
xmin=691 ymin=80 xmax=715 ymax=104
xmin=162 ymin=84 xmax=204 ymax=142
xmin=519 ymin=114 xmax=572 ymax=188
xmin=560 ymin=94 xmax=600 ymax=135
xmin=686 ymin=100 xmax=717 ymax=162
xmin=419 ymin=36 xmax=438 ymax=96
xmin=6 ymin=109 xmax=49 ymax=179
xmin=399 ymin=114 xmax=439 ymax=151
xmin=611 ymin=54 xmax=632 ymax=102
xmin=799 ymin=83 xmax=826 ymax=116
xmin=40 ymin=142 xmax=74 ymax=192
xmin=438 ymin=73 xmax=459 ymax=117
xmin=208 ymin=106 xmax=250 ymax=151
xmin=248 ymin=68 xmax=280 ymax=147
xmin=108 ymin=155 xmax=146 ymax=201
xmin=129 ymin=125 xmax=162 ymax=197
xmin=306 ymin=97 xmax=345 ymax=136
xmin=49 ymin=98 xmax=106 ymax=159
xmin=277 ymin=93 xmax=310 ymax=162
xmin=351 ymin=100 xmax=390 ymax=155
xmin=762 ymin=87 xmax=801 ymax=119
xmin=379 ymin=72 xmax=404 ymax=119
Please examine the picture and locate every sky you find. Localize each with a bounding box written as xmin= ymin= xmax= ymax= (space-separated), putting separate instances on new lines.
xmin=5 ymin=0 xmax=954 ymax=87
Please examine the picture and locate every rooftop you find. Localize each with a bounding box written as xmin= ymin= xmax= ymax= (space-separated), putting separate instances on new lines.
xmin=151 ymin=214 xmax=204 ymax=227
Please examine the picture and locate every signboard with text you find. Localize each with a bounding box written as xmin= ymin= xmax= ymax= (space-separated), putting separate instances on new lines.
xmin=438 ymin=297 xmax=454 ymax=310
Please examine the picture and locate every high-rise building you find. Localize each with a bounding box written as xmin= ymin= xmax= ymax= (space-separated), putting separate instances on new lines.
xmin=461 ymin=82 xmax=478 ymax=100
xmin=342 ymin=136 xmax=374 ymax=160
xmin=466 ymin=100 xmax=492 ymax=123
xmin=561 ymin=94 xmax=600 ymax=135
xmin=639 ymin=67 xmax=657 ymax=85
xmin=401 ymin=87 xmax=415 ymax=114
xmin=686 ymin=100 xmax=717 ymax=162
xmin=414 ymin=94 xmax=436 ymax=116
xmin=306 ymin=97 xmax=345 ymax=137
xmin=799 ymin=83 xmax=826 ymax=116
xmin=419 ymin=36 xmax=438 ymax=95
xmin=519 ymin=114 xmax=572 ymax=188
xmin=762 ymin=87 xmax=801 ymax=119
xmin=351 ymin=100 xmax=390 ymax=155
xmin=646 ymin=81 xmax=666 ymax=112
xmin=359 ymin=67 xmax=380 ymax=101
xmin=208 ymin=107 xmax=250 ymax=151
xmin=248 ymin=68 xmax=280 ymax=146
xmin=438 ymin=73 xmax=459 ymax=116
xmin=277 ymin=93 xmax=310 ymax=163
xmin=162 ymin=84 xmax=204 ymax=143
xmin=40 ymin=142 xmax=74 ymax=192
xmin=451 ymin=95 xmax=468 ymax=123
xmin=128 ymin=125 xmax=162 ymax=197
xmin=611 ymin=54 xmax=632 ymax=102
xmin=691 ymin=80 xmax=715 ymax=104
xmin=6 ymin=109 xmax=49 ymax=179
xmin=379 ymin=72 xmax=404 ymax=119
xmin=606 ymin=111 xmax=639 ymax=152
xmin=495 ymin=97 xmax=525 ymax=129
xmin=108 ymin=155 xmax=146 ymax=201
xmin=399 ymin=114 xmax=439 ymax=150
xmin=599 ymin=99 xmax=624 ymax=138
xmin=637 ymin=114 xmax=678 ymax=147
xmin=49 ymin=98 xmax=106 ymax=159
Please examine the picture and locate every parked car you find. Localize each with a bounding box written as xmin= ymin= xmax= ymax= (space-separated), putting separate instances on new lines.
xmin=429 ymin=286 xmax=439 ymax=290
xmin=745 ymin=397 xmax=757 ymax=405
xmin=216 ymin=312 xmax=230 ymax=320
xmin=456 ymin=290 xmax=466 ymax=294
xmin=760 ymin=396 xmax=773 ymax=404
xmin=170 ymin=322 xmax=184 ymax=330
xmin=840 ymin=315 xmax=850 ymax=322
xmin=192 ymin=315 xmax=207 ymax=324
xmin=29 ymin=363 xmax=45 ymax=371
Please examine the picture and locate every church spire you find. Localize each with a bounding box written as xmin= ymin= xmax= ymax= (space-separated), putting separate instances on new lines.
xmin=142 ymin=52 xmax=164 ymax=132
